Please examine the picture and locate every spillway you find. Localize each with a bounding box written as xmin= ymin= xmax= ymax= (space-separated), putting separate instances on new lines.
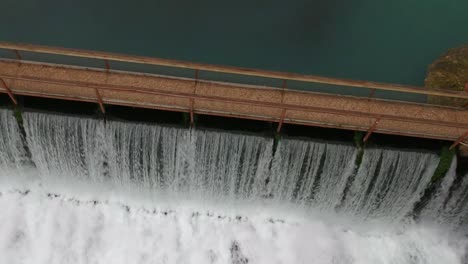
xmin=1 ymin=108 xmax=467 ymax=263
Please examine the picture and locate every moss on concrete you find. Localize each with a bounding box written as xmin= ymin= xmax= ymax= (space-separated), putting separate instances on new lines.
xmin=273 ymin=132 xmax=281 ymax=153
xmin=431 ymin=145 xmax=456 ymax=182
xmin=353 ymin=131 xmax=365 ymax=166
xmin=425 ymin=45 xmax=468 ymax=107
xmin=13 ymin=107 xmax=23 ymax=125
xmin=412 ymin=145 xmax=457 ymax=218
xmin=182 ymin=112 xmax=190 ymax=127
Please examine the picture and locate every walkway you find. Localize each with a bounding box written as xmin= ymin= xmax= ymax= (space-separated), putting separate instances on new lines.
xmin=0 ymin=42 xmax=467 ymax=148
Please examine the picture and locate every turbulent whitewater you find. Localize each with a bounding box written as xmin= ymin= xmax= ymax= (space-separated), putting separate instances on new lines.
xmin=0 ymin=109 xmax=467 ymax=263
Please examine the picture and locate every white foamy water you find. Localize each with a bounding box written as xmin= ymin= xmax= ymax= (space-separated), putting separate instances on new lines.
xmin=0 ymin=181 xmax=466 ymax=264
xmin=1 ymin=109 xmax=468 ymax=263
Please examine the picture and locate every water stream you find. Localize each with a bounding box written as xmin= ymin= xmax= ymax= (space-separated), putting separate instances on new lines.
xmin=1 ymin=109 xmax=467 ymax=263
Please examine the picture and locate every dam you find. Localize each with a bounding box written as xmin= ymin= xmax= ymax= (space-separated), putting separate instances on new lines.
xmin=0 ymin=41 xmax=468 ymax=263
xmin=1 ymin=77 xmax=468 ymax=262
xmin=0 ymin=3 xmax=467 ymax=261
xmin=1 ymin=106 xmax=468 ymax=263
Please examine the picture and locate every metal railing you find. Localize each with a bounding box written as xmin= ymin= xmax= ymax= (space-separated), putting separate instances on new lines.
xmin=0 ymin=42 xmax=467 ymax=148
xmin=1 ymin=42 xmax=468 ymax=101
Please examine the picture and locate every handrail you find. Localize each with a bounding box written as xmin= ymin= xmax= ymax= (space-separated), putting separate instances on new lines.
xmin=1 ymin=42 xmax=468 ymax=100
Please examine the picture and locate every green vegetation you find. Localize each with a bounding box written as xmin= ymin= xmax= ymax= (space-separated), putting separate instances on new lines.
xmin=431 ymin=145 xmax=456 ymax=182
xmin=12 ymin=105 xmax=29 ymax=145
xmin=353 ymin=131 xmax=365 ymax=166
xmin=273 ymin=132 xmax=281 ymax=153
xmin=13 ymin=106 xmax=23 ymax=125
xmin=182 ymin=112 xmax=190 ymax=127
xmin=412 ymin=145 xmax=457 ymax=217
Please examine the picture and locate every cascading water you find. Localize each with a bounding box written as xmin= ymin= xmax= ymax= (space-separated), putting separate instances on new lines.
xmin=0 ymin=110 xmax=27 ymax=177
xmin=22 ymin=112 xmax=274 ymax=200
xmin=1 ymin=109 xmax=467 ymax=263
xmin=341 ymin=147 xmax=438 ymax=220
xmin=268 ymin=139 xmax=357 ymax=208
xmin=418 ymin=159 xmax=468 ymax=232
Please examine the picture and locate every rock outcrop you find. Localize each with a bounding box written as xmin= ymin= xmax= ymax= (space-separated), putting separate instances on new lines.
xmin=425 ymin=45 xmax=468 ymax=107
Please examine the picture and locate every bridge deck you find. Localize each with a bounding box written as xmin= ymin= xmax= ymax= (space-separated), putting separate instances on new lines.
xmin=0 ymin=43 xmax=467 ymax=146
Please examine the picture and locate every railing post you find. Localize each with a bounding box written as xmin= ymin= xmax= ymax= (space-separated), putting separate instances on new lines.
xmin=95 ymin=60 xmax=110 ymax=113
xmin=190 ymin=69 xmax=199 ymax=127
xmin=0 ymin=78 xmax=17 ymax=105
xmin=450 ymin=131 xmax=468 ymax=150
xmin=368 ymin=88 xmax=376 ymax=100
xmin=104 ymin=60 xmax=110 ymax=73
xmin=276 ymin=80 xmax=288 ymax=133
xmin=13 ymin=50 xmax=22 ymax=60
xmin=276 ymin=109 xmax=287 ymax=133
xmin=363 ymin=117 xmax=381 ymax=142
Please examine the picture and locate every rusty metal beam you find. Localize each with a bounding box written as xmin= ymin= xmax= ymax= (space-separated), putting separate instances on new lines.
xmin=450 ymin=131 xmax=468 ymax=150
xmin=0 ymin=78 xmax=17 ymax=105
xmin=276 ymin=109 xmax=287 ymax=133
xmin=94 ymin=88 xmax=105 ymax=114
xmin=363 ymin=118 xmax=381 ymax=142
xmin=276 ymin=80 xmax=288 ymax=133
xmin=190 ymin=69 xmax=199 ymax=127
xmin=1 ymin=42 xmax=468 ymax=99
xmin=189 ymin=101 xmax=194 ymax=125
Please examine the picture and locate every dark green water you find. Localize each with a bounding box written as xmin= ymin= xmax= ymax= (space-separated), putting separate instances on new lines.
xmin=1 ymin=0 xmax=467 ymax=86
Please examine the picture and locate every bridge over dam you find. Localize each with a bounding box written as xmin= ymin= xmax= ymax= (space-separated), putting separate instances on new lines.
xmin=0 ymin=42 xmax=467 ymax=149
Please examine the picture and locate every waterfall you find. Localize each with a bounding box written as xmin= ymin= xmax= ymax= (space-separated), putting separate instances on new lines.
xmin=419 ymin=159 xmax=468 ymax=233
xmin=342 ymin=148 xmax=438 ymax=220
xmin=1 ymin=108 xmax=468 ymax=263
xmin=22 ymin=112 xmax=274 ymax=201
xmin=9 ymin=110 xmax=447 ymax=219
xmin=268 ymin=139 xmax=356 ymax=208
xmin=1 ymin=109 xmax=465 ymax=222
xmin=0 ymin=109 xmax=27 ymax=177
